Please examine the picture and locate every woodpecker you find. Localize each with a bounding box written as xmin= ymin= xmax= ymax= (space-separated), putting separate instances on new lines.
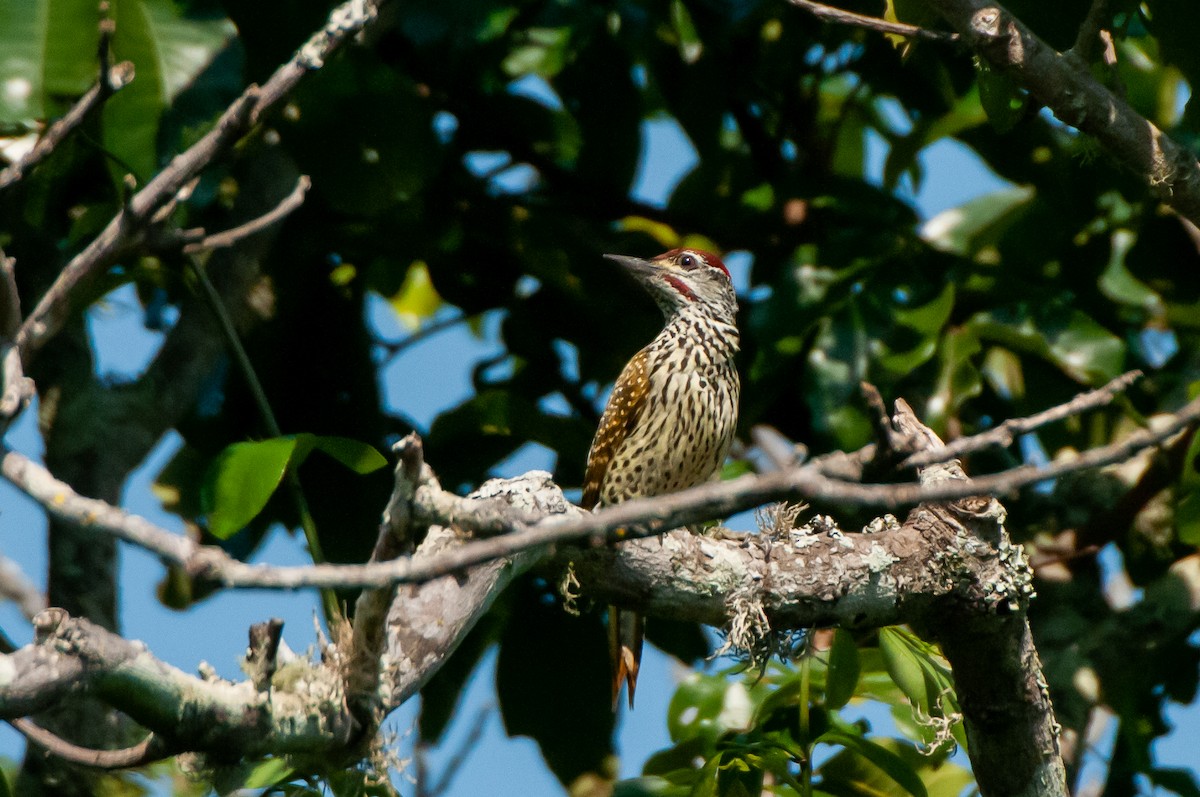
xmin=582 ymin=247 xmax=740 ymax=709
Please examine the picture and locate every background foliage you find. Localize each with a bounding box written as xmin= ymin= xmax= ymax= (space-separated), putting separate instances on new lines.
xmin=2 ymin=0 xmax=1200 ymax=794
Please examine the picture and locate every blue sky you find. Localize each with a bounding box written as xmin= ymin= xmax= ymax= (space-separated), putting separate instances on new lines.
xmin=0 ymin=96 xmax=1196 ymax=796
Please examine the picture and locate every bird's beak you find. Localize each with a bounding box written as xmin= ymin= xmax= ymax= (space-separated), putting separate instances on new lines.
xmin=604 ymin=253 xmax=658 ymax=279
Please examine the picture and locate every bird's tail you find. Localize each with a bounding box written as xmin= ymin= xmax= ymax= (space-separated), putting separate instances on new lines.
xmin=609 ymin=605 xmax=644 ymax=709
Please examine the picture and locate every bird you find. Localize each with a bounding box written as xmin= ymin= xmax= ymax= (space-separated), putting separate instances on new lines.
xmin=581 ymin=247 xmax=740 ymax=709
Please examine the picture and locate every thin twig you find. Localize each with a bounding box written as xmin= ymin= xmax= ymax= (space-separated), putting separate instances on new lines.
xmin=786 ymin=0 xmax=959 ymax=43
xmin=416 ymin=708 xmax=491 ymax=797
xmin=0 ymin=41 xmax=133 ymax=194
xmin=1069 ymin=0 xmax=1110 ymax=62
xmin=375 ymin=312 xmax=472 ymax=360
xmin=902 ymin=370 xmax=1143 ymax=469
xmin=180 ymin=175 xmax=311 ymax=253
xmin=0 ymin=250 xmax=34 ymax=420
xmin=12 ymin=719 xmax=166 ymax=769
xmin=14 ymin=0 xmax=383 ymax=361
xmin=0 ymin=553 xmax=45 ymax=620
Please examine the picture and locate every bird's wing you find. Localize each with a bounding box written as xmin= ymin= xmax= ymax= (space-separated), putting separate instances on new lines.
xmin=581 ymin=349 xmax=651 ymax=509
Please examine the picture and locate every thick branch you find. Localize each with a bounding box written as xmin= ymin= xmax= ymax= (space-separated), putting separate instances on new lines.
xmin=0 ymin=609 xmax=356 ymax=758
xmin=919 ymin=0 xmax=1200 ymax=225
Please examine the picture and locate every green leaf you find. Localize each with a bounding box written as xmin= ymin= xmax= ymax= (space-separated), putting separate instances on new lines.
xmin=824 ymin=629 xmax=861 ymax=710
xmin=1177 ymin=417 xmax=1200 ymax=545
xmin=308 ymin=435 xmax=388 ymax=474
xmin=968 ymin=307 xmax=1126 ymax=384
xmin=668 ymin=674 xmax=728 ymax=744
xmin=920 ymin=187 xmax=1034 ymax=257
xmin=202 ymin=434 xmax=385 ymax=538
xmin=502 ymin=27 xmax=571 ymax=78
xmin=212 ymin=757 xmax=295 ymax=793
xmin=925 ymin=326 xmax=982 ymax=433
xmin=203 ymin=436 xmax=300 ymax=539
xmin=103 ymin=0 xmax=236 ymax=180
xmin=389 ymin=260 xmax=444 ymax=330
xmin=613 ymin=776 xmax=689 ymax=797
xmin=669 ymin=0 xmax=702 ymax=64
xmin=877 ymin=628 xmax=963 ymax=752
xmin=0 ymin=0 xmax=49 ymax=122
xmin=816 ymin=730 xmax=928 ymax=797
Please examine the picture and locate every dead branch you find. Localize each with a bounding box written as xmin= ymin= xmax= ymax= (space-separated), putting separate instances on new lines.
xmin=0 ymin=608 xmax=356 ymax=758
xmin=901 ymin=370 xmax=1142 ymax=468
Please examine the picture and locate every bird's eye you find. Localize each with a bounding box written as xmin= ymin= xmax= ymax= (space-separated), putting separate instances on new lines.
xmin=680 ymin=254 xmax=696 ymax=268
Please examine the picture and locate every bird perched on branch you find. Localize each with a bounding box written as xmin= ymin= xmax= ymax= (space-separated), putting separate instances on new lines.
xmin=582 ymin=247 xmax=740 ymax=708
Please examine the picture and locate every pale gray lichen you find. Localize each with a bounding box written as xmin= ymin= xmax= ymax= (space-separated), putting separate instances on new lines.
xmin=864 ymin=542 xmax=898 ymax=573
xmin=989 ymin=528 xmax=1037 ymax=610
xmin=862 ymin=514 xmax=900 ymax=534
xmin=297 ymin=0 xmax=379 ymax=69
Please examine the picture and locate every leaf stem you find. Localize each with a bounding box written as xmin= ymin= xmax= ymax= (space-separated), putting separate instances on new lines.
xmin=187 ymin=256 xmax=341 ymax=623
xmin=800 ymin=654 xmax=813 ymax=797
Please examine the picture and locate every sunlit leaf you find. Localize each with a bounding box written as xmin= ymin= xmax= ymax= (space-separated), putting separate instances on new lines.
xmin=1177 ymin=412 xmax=1200 ymax=545
xmin=389 ymin=261 xmax=444 ymax=330
xmin=968 ymin=306 xmax=1126 ymax=385
xmin=670 ymin=0 xmax=702 ymax=64
xmin=212 ymin=757 xmax=295 ymax=793
xmin=878 ymin=628 xmax=963 ymax=752
xmin=203 ymin=436 xmax=299 ymax=539
xmin=668 ymin=673 xmax=737 ymax=745
xmin=104 ymin=0 xmax=236 ymax=180
xmin=926 ymin=326 xmax=982 ymax=432
xmin=308 ymin=435 xmax=388 ymax=475
xmin=920 ymin=187 xmax=1034 ymax=257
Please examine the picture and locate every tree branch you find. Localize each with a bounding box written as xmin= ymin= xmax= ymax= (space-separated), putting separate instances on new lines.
xmin=0 ymin=249 xmax=33 ymax=420
xmin=2 ymin=379 xmax=1195 ymax=593
xmin=787 ymin=0 xmax=959 ymax=43
xmin=0 ymin=400 xmax=1073 ymax=794
xmin=918 ymin=0 xmax=1200 ymax=226
xmin=901 ymin=369 xmax=1141 ymax=468
xmin=12 ymin=719 xmax=168 ymax=769
xmin=0 ymin=608 xmax=357 ymax=758
xmin=0 ymin=23 xmax=134 ymax=194
xmin=149 ymin=174 xmax=312 ymax=254
xmin=14 ymin=0 xmax=383 ymax=361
